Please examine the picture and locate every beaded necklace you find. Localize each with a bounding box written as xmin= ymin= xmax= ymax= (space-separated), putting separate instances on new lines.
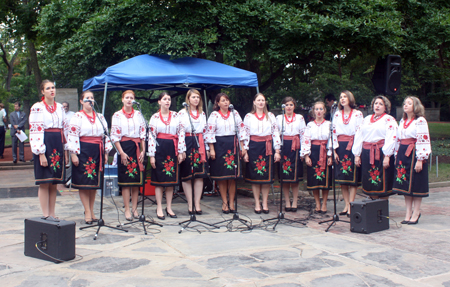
xmin=219 ymin=109 xmax=230 ymax=120
xmin=342 ymin=109 xmax=353 ymax=125
xmin=159 ymin=110 xmax=171 ymax=125
xmin=122 ymin=107 xmax=134 ymax=119
xmin=370 ymin=113 xmax=386 ymax=123
xmin=81 ymin=109 xmax=96 ymax=124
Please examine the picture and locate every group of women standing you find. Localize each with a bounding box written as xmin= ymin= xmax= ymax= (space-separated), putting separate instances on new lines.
xmin=30 ymin=81 xmax=431 ymax=226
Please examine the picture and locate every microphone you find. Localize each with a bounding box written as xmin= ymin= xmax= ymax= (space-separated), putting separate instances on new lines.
xmin=83 ymin=99 xmax=94 ymax=103
xmin=281 ymin=104 xmax=286 ymax=110
xmin=182 ymin=102 xmax=189 ymax=107
xmin=229 ymin=104 xmax=234 ymax=110
xmin=331 ymin=101 xmax=338 ymax=108
xmin=132 ymin=100 xmax=140 ymax=106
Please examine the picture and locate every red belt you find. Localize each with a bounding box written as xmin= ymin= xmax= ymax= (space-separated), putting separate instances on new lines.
xmin=46 ymin=128 xmax=66 ymax=144
xmin=312 ymin=140 xmax=328 ymax=170
xmin=250 ymin=135 xmax=273 ymax=156
xmin=363 ymin=139 xmax=385 ymax=165
xmin=186 ymin=133 xmax=206 ymax=163
xmin=157 ymin=133 xmax=179 ymax=156
xmin=121 ymin=136 xmax=144 ymax=172
xmin=80 ymin=136 xmax=104 ymax=171
xmin=284 ymin=135 xmax=300 ymax=151
xmin=337 ymin=135 xmax=354 ymax=151
xmin=401 ymin=138 xmax=417 ymax=157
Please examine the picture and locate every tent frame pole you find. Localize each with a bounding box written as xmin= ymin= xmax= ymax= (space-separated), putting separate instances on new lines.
xmin=101 ymin=83 xmax=108 ymax=115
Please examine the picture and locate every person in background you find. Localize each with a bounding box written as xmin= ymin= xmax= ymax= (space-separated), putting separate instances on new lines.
xmin=0 ymin=103 xmax=6 ymax=159
xmin=10 ymin=102 xmax=27 ymax=163
xmin=63 ymin=101 xmax=75 ymax=172
xmin=324 ymin=93 xmax=336 ymax=121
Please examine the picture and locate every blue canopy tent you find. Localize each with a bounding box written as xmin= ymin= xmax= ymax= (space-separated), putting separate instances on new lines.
xmin=83 ymin=54 xmax=259 ymax=115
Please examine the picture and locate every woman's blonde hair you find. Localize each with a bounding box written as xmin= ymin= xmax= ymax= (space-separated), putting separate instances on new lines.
xmin=370 ymin=95 xmax=391 ymax=114
xmin=185 ymin=89 xmax=203 ymax=114
xmin=402 ymin=96 xmax=425 ymax=120
xmin=310 ymin=101 xmax=326 ymax=119
xmin=250 ymin=93 xmax=269 ymax=121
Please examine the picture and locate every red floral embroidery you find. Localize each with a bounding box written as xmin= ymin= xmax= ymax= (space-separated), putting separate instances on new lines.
xmin=49 ymin=149 xmax=61 ymax=172
xmin=223 ymin=150 xmax=235 ymax=170
xmin=312 ymin=162 xmax=325 ymax=181
xmin=254 ymin=156 xmax=267 ymax=176
xmin=188 ymin=149 xmax=201 ymax=168
xmin=125 ymin=157 xmax=138 ymax=178
xmin=339 ymin=154 xmax=352 ymax=175
xmin=396 ymin=160 xmax=407 ymax=184
xmin=162 ymin=156 xmax=175 ymax=176
xmin=282 ymin=155 xmax=292 ymax=175
xmin=368 ymin=165 xmax=381 ymax=185
xmin=84 ymin=158 xmax=97 ymax=179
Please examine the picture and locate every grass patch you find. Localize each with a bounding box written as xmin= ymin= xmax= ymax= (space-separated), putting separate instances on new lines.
xmin=429 ymin=160 xmax=450 ymax=183
xmin=428 ymin=122 xmax=450 ymax=139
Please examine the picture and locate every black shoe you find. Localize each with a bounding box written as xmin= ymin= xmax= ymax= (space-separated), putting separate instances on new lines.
xmin=400 ymin=220 xmax=410 ymax=224
xmin=222 ymin=209 xmax=230 ymax=214
xmin=339 ymin=211 xmax=348 ymax=216
xmin=84 ymin=219 xmax=93 ymax=225
xmin=30 ymin=158 xmax=34 ymax=162
xmin=291 ymin=207 xmax=297 ymax=212
xmin=195 ymin=210 xmax=202 ymax=215
xmin=229 ymin=209 xmax=236 ymax=214
xmin=188 ymin=210 xmax=195 ymax=215
xmin=13 ymin=159 xmax=17 ymax=164
xmin=262 ymin=209 xmax=270 ymax=214
xmin=156 ymin=210 xmax=165 ymax=220
xmin=285 ymin=207 xmax=292 ymax=212
xmin=254 ymin=209 xmax=262 ymax=214
xmin=165 ymin=208 xmax=177 ymax=218
xmin=19 ymin=159 xmax=25 ymax=162
xmin=408 ymin=213 xmax=421 ymax=225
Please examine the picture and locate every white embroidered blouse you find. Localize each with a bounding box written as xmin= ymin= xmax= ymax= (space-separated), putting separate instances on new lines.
xmin=204 ymin=110 xmax=244 ymax=143
xmin=110 ymin=109 xmax=146 ymax=143
xmin=331 ymin=109 xmax=364 ymax=149
xmin=352 ymin=114 xmax=398 ymax=157
xmin=29 ymin=102 xmax=67 ymax=155
xmin=301 ymin=120 xmax=332 ymax=157
xmin=242 ymin=112 xmax=281 ymax=150
xmin=67 ymin=112 xmax=112 ymax=154
xmin=178 ymin=108 xmax=209 ymax=150
xmin=147 ymin=111 xmax=186 ymax=157
xmin=396 ymin=117 xmax=431 ymax=161
xmin=276 ymin=113 xmax=307 ymax=150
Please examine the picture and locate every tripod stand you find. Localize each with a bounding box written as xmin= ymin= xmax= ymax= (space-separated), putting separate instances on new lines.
xmin=263 ymin=105 xmax=306 ymax=230
xmin=178 ymin=104 xmax=218 ymax=234
xmin=319 ymin=104 xmax=350 ymax=232
xmin=212 ymin=106 xmax=252 ymax=231
xmin=121 ymin=102 xmax=162 ymax=234
xmin=79 ymin=101 xmax=128 ymax=240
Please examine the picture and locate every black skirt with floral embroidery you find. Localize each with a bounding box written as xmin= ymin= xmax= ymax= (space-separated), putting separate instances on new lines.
xmin=306 ymin=144 xmax=331 ymax=190
xmin=180 ymin=135 xmax=209 ymax=181
xmin=72 ymin=141 xmax=102 ymax=190
xmin=393 ymin=143 xmax=429 ymax=197
xmin=209 ymin=135 xmax=242 ymax=181
xmin=34 ymin=130 xmax=65 ymax=185
xmin=278 ymin=139 xmax=303 ymax=183
xmin=360 ymin=146 xmax=395 ymax=197
xmin=117 ymin=140 xmax=143 ymax=187
xmin=334 ymin=140 xmax=361 ymax=186
xmin=244 ymin=140 xmax=274 ymax=184
xmin=151 ymin=137 xmax=179 ymax=187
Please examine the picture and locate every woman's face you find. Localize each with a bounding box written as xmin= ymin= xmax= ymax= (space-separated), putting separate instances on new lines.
xmin=158 ymin=95 xmax=171 ymax=110
xmin=80 ymin=92 xmax=94 ymax=110
xmin=254 ymin=95 xmax=266 ymax=110
xmin=403 ymin=98 xmax=414 ymax=115
xmin=217 ymin=96 xmax=230 ymax=110
xmin=189 ymin=93 xmax=200 ymax=108
xmin=285 ymin=101 xmax=295 ymax=115
xmin=340 ymin=93 xmax=349 ymax=107
xmin=314 ymin=104 xmax=325 ymax=119
xmin=122 ymin=93 xmax=134 ymax=108
xmin=373 ymin=99 xmax=386 ymax=116
xmin=42 ymin=82 xmax=56 ymax=99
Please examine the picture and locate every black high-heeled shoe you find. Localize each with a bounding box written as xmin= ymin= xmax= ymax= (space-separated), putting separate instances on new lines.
xmin=408 ymin=213 xmax=421 ymax=225
xmin=222 ymin=203 xmax=230 ymax=214
xmin=195 ymin=210 xmax=202 ymax=215
xmin=285 ymin=207 xmax=292 ymax=212
xmin=254 ymin=209 xmax=262 ymax=214
xmin=165 ymin=208 xmax=177 ymax=218
xmin=291 ymin=207 xmax=297 ymax=212
xmin=188 ymin=210 xmax=195 ymax=215
xmin=339 ymin=211 xmax=348 ymax=216
xmin=156 ymin=210 xmax=165 ymax=220
xmin=400 ymin=220 xmax=410 ymax=224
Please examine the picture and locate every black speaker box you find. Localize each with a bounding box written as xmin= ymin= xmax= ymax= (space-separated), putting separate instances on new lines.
xmin=350 ymin=199 xmax=389 ymax=234
xmin=372 ymin=55 xmax=401 ymax=96
xmin=24 ymin=217 xmax=76 ymax=263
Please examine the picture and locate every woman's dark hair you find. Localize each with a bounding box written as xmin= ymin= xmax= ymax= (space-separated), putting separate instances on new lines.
xmin=158 ymin=92 xmax=170 ymax=101
xmin=282 ymin=96 xmax=296 ymax=108
xmin=40 ymin=79 xmax=53 ymax=95
xmin=213 ymin=93 xmax=230 ymax=111
xmin=80 ymin=90 xmax=94 ymax=101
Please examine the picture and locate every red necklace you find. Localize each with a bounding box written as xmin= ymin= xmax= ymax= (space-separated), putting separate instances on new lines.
xmin=285 ymin=114 xmax=294 ymax=124
xmin=122 ymin=107 xmax=134 ymax=119
xmin=159 ymin=110 xmax=171 ymax=125
xmin=43 ymin=100 xmax=57 ymax=114
xmin=314 ymin=119 xmax=324 ymax=126
xmin=255 ymin=112 xmax=265 ymax=121
xmin=219 ymin=110 xmax=230 ymax=120
xmin=190 ymin=109 xmax=200 ymax=120
xmin=403 ymin=117 xmax=414 ymax=129
xmin=342 ymin=109 xmax=353 ymax=125
xmin=370 ymin=113 xmax=386 ymax=123
xmin=81 ymin=110 xmax=96 ymax=124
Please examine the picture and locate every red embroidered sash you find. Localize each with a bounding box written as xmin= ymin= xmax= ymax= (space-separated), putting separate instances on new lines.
xmin=157 ymin=133 xmax=179 ymax=156
xmin=312 ymin=140 xmax=328 ymax=170
xmin=121 ymin=136 xmax=144 ymax=172
xmin=250 ymin=135 xmax=273 ymax=156
xmin=186 ymin=133 xmax=206 ymax=163
xmin=80 ymin=136 xmax=104 ymax=171
xmin=362 ymin=139 xmax=385 ymax=165
xmin=284 ymin=135 xmax=300 ymax=151
xmin=337 ymin=135 xmax=354 ymax=151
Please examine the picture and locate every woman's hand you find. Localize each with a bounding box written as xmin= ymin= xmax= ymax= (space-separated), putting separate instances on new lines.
xmin=121 ymin=152 xmax=129 ymax=165
xmin=327 ymin=156 xmax=332 ymax=166
xmin=240 ymin=149 xmax=247 ymax=159
xmin=305 ymin=155 xmax=312 ymax=167
xmin=274 ymin=151 xmax=281 ymax=163
xmin=71 ymin=154 xmax=79 ymax=167
xmin=39 ymin=153 xmax=48 ymax=167
xmin=139 ymin=151 xmax=145 ymax=163
xmin=207 ymin=150 xmax=210 ymax=160
xmin=105 ymin=153 xmax=109 ymax=165
xmin=178 ymin=153 xmax=184 ymax=164
xmin=383 ymin=156 xmax=390 ymax=169
xmin=150 ymin=156 xmax=156 ymax=169
xmin=210 ymin=149 xmax=216 ymax=160
xmin=355 ymin=156 xmax=361 ymax=167
xmin=182 ymin=152 xmax=186 ymax=161
xmin=415 ymin=160 xmax=423 ymax=173
xmin=243 ymin=152 xmax=249 ymax=162
xmin=65 ymin=151 xmax=69 ymax=165
xmin=334 ymin=150 xmax=339 ymax=164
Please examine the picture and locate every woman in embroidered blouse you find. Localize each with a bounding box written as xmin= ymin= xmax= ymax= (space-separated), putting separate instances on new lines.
xmin=393 ymin=97 xmax=431 ymax=225
xmin=302 ymin=102 xmax=332 ymax=214
xmin=332 ymin=90 xmax=364 ymax=216
xmin=111 ymin=90 xmax=146 ymax=221
xmin=29 ymin=80 xmax=67 ymax=218
xmin=353 ymin=96 xmax=398 ymax=199
xmin=243 ymin=93 xmax=281 ymax=214
xmin=67 ymin=90 xmax=112 ymax=224
xmin=205 ymin=93 xmax=245 ymax=214
xmin=178 ymin=89 xmax=209 ymax=215
xmin=276 ymin=97 xmax=307 ymax=212
xmin=148 ymin=92 xmax=186 ymax=220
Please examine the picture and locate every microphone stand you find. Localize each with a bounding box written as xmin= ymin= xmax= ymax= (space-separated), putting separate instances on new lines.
xmin=179 ymin=104 xmax=218 ymax=233
xmin=263 ymin=106 xmax=306 ymax=230
xmin=319 ymin=104 xmax=350 ymax=231
xmin=122 ymin=102 xmax=162 ymax=234
xmin=79 ymin=101 xmax=128 ymax=239
xmin=212 ymin=106 xmax=252 ymax=231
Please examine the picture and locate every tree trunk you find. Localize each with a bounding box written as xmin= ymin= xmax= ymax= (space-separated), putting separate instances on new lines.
xmin=27 ymin=41 xmax=42 ymax=93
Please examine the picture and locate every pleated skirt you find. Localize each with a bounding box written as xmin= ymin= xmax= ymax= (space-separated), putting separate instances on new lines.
xmin=360 ymin=146 xmax=395 ymax=197
xmin=72 ymin=142 xmax=102 ymax=190
xmin=118 ymin=140 xmax=143 ymax=187
xmin=209 ymin=135 xmax=242 ymax=181
xmin=151 ymin=138 xmax=179 ymax=187
xmin=244 ymin=140 xmax=274 ymax=184
xmin=34 ymin=131 xmax=65 ymax=185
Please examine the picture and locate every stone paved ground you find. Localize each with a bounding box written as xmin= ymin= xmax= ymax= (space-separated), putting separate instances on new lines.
xmin=0 ymin=181 xmax=449 ymax=287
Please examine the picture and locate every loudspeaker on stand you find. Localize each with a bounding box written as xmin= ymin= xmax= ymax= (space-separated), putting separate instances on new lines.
xmin=350 ymin=199 xmax=389 ymax=234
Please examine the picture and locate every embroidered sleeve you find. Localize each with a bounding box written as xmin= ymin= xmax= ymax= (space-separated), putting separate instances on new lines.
xmin=332 ymin=111 xmax=340 ymax=149
xmin=67 ymin=113 xmax=82 ymax=154
xmin=99 ymin=114 xmax=112 ymax=153
xmin=110 ymin=112 xmax=122 ymax=143
xmin=176 ymin=112 xmax=186 ymax=154
xmin=301 ymin=124 xmax=311 ymax=157
xmin=59 ymin=104 xmax=69 ymax=151
xmin=148 ymin=114 xmax=157 ymax=157
xmin=242 ymin=113 xmax=251 ymax=150
xmin=382 ymin=116 xmax=398 ymax=157
xmin=139 ymin=112 xmax=146 ymax=140
xmin=202 ymin=113 xmax=210 ymax=151
xmin=269 ymin=113 xmax=281 ymax=150
xmin=352 ymin=117 xmax=365 ymax=157
xmin=29 ymin=104 xmax=46 ymax=155
xmin=235 ymin=110 xmax=245 ymax=142
xmin=204 ymin=112 xmax=217 ymax=144
xmin=326 ymin=121 xmax=332 ymax=156
xmin=298 ymin=115 xmax=307 ymax=158
xmin=415 ymin=117 xmax=431 ymax=160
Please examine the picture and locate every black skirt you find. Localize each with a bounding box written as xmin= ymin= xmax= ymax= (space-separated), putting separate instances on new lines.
xmin=118 ymin=140 xmax=143 ymax=187
xmin=209 ymin=135 xmax=242 ymax=181
xmin=393 ymin=144 xmax=429 ymax=197
xmin=151 ymin=138 xmax=179 ymax=187
xmin=180 ymin=135 xmax=209 ymax=181
xmin=244 ymin=140 xmax=274 ymax=184
xmin=306 ymin=145 xmax=331 ymax=190
xmin=360 ymin=147 xmax=395 ymax=197
xmin=278 ymin=139 xmax=303 ymax=183
xmin=72 ymin=142 xmax=103 ymax=190
xmin=34 ymin=130 xmax=65 ymax=185
xmin=334 ymin=141 xmax=361 ymax=186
